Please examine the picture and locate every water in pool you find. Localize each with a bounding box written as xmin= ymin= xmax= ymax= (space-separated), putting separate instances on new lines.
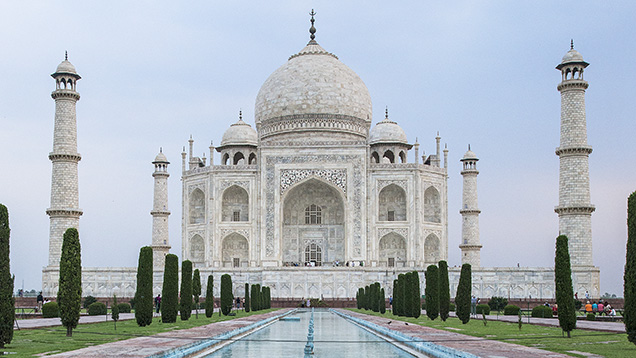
xmin=204 ymin=310 xmax=415 ymax=357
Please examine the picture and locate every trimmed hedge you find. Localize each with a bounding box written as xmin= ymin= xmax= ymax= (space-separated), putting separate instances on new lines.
xmin=42 ymin=302 xmax=59 ymax=318
xmin=449 ymin=303 xmax=456 ymax=312
xmin=586 ymin=313 xmax=596 ymax=321
xmin=88 ymin=302 xmax=107 ymax=315
xmin=83 ymin=296 xmax=97 ymax=309
xmin=476 ymin=304 xmax=490 ymax=315
xmin=532 ymin=305 xmax=554 ymax=318
xmin=504 ymin=304 xmax=520 ymax=315
xmin=117 ymin=303 xmax=131 ymax=313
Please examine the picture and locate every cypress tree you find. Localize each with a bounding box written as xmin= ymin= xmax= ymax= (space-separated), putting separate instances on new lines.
xmin=112 ymin=295 xmax=119 ymax=330
xmin=364 ymin=285 xmax=370 ymax=310
xmin=392 ymin=279 xmax=399 ymax=316
xmin=455 ymin=263 xmax=472 ymax=324
xmin=438 ymin=261 xmax=450 ymax=321
xmin=250 ymin=284 xmax=258 ymax=311
xmin=245 ymin=283 xmax=251 ymax=312
xmin=265 ymin=286 xmax=271 ymax=309
xmin=625 ymin=191 xmax=636 ymax=344
xmin=192 ymin=269 xmax=201 ymax=319
xmin=555 ymin=235 xmax=577 ymax=337
xmin=356 ymin=288 xmax=361 ymax=309
xmin=58 ymin=228 xmax=82 ymax=337
xmin=134 ymin=246 xmax=153 ymax=326
xmin=380 ymin=287 xmax=386 ymax=314
xmin=411 ymin=271 xmax=421 ymax=319
xmin=425 ymin=265 xmax=439 ymax=320
xmin=0 ymin=204 xmax=14 ymax=348
xmin=180 ymin=260 xmax=193 ymax=320
xmin=220 ymin=274 xmax=233 ymax=315
xmin=397 ymin=274 xmax=406 ymax=316
xmin=161 ymin=254 xmax=179 ymax=323
xmin=205 ymin=274 xmax=214 ymax=318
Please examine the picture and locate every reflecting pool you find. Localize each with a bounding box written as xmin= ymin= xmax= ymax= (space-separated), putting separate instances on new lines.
xmin=203 ymin=309 xmax=415 ymax=357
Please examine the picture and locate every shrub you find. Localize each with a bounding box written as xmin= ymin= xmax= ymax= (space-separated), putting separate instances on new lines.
xmin=504 ymin=305 xmax=521 ymax=315
xmin=134 ymin=246 xmax=153 ymax=326
xmin=244 ymin=283 xmax=250 ymax=313
xmin=449 ymin=303 xmax=456 ymax=312
xmin=380 ymin=288 xmax=386 ymax=314
xmin=220 ymin=274 xmax=233 ymax=315
xmin=625 ymin=191 xmax=636 ymax=344
xmin=555 ymin=234 xmax=576 ymax=337
xmin=192 ymin=269 xmax=201 ymax=318
xmin=83 ymin=295 xmax=97 ymax=309
xmin=476 ymin=304 xmax=490 ymax=315
xmin=587 ymin=313 xmax=596 ymax=321
xmin=42 ymin=302 xmax=59 ymax=318
xmin=161 ymin=254 xmax=179 ymax=323
xmin=87 ymin=302 xmax=107 ymax=315
xmin=532 ymin=305 xmax=553 ymax=318
xmin=179 ymin=260 xmax=193 ymax=321
xmin=574 ymin=299 xmax=583 ymax=310
xmin=410 ymin=271 xmax=421 ymax=319
xmin=205 ymin=275 xmax=214 ymax=318
xmin=111 ymin=295 xmax=119 ymax=322
xmin=438 ymin=261 xmax=450 ymax=321
xmin=425 ymin=266 xmax=439 ymax=320
xmin=0 ymin=203 xmax=14 ymax=348
xmin=58 ymin=228 xmax=82 ymax=337
xmin=488 ymin=297 xmax=508 ymax=312
xmin=455 ymin=264 xmax=472 ymax=324
xmin=117 ymin=303 xmax=131 ymax=313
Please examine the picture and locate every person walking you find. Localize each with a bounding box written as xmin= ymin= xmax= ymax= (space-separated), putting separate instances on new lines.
xmin=36 ymin=292 xmax=44 ymax=312
xmin=155 ymin=294 xmax=161 ymax=313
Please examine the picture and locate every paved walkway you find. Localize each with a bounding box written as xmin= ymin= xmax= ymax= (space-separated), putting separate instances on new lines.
xmin=341 ymin=309 xmax=574 ymax=358
xmin=449 ymin=312 xmax=626 ymax=333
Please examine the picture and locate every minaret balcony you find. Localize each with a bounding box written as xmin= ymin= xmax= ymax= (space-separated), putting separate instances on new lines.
xmin=555 ymin=146 xmax=592 ymax=156
xmin=46 ymin=208 xmax=83 ymax=217
xmin=51 ymin=90 xmax=80 ymax=100
xmin=49 ymin=152 xmax=82 ymax=162
xmin=557 ymin=80 xmax=588 ymax=91
xmin=554 ymin=205 xmax=595 ymax=215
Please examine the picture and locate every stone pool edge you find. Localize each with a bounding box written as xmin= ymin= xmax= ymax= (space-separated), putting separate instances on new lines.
xmin=147 ymin=309 xmax=296 ymax=358
xmin=331 ymin=309 xmax=479 ymax=358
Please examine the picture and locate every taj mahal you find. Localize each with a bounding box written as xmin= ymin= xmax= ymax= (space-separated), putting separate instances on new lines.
xmin=41 ymin=14 xmax=600 ymax=300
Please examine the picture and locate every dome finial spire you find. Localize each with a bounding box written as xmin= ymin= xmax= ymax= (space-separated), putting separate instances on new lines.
xmin=309 ymin=9 xmax=317 ymax=43
xmin=65 ymin=51 xmax=68 ymax=61
xmin=239 ymin=109 xmax=242 ymax=121
xmin=570 ymin=39 xmax=574 ymax=50
xmin=385 ymin=106 xmax=389 ymax=119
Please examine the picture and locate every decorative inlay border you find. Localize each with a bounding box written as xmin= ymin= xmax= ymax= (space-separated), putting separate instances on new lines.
xmin=377 ymin=180 xmax=407 ymax=192
xmin=188 ymin=183 xmax=205 ymax=194
xmin=280 ymin=169 xmax=346 ymax=195
xmin=220 ymin=229 xmax=250 ymax=239
xmin=378 ymin=227 xmax=408 ymax=239
xmin=219 ymin=180 xmax=250 ymax=192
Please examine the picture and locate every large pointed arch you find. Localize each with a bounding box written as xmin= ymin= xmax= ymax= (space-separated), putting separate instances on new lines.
xmin=222 ymin=185 xmax=249 ymax=221
xmin=379 ymin=232 xmax=407 ymax=267
xmin=221 ymin=233 xmax=249 ymax=268
xmin=424 ymin=186 xmax=441 ymax=223
xmin=190 ymin=234 xmax=205 ymax=265
xmin=424 ymin=233 xmax=440 ymax=264
xmin=189 ymin=188 xmax=205 ymax=224
xmin=379 ymin=184 xmax=406 ymax=221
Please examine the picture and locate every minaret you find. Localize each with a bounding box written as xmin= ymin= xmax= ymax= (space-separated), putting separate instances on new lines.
xmin=151 ymin=149 xmax=171 ymax=270
xmin=555 ymin=42 xmax=594 ymax=267
xmin=459 ymin=146 xmax=482 ymax=267
xmin=46 ymin=53 xmax=83 ymax=266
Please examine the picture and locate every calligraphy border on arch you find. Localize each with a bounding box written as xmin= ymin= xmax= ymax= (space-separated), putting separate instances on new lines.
xmin=280 ymin=169 xmax=347 ymax=195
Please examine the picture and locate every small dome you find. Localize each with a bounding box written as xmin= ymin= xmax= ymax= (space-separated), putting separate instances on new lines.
xmin=462 ymin=149 xmax=478 ymax=160
xmin=220 ymin=118 xmax=258 ymax=147
xmin=369 ymin=115 xmax=408 ymax=145
xmin=153 ymin=149 xmax=169 ymax=163
xmin=561 ymin=49 xmax=584 ymax=64
xmin=55 ymin=60 xmax=78 ymax=75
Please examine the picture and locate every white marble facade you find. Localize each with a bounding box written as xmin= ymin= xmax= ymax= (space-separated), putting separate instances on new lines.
xmin=42 ymin=23 xmax=601 ymax=299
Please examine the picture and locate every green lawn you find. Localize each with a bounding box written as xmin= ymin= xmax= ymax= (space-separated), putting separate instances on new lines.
xmin=348 ymin=309 xmax=634 ymax=358
xmin=5 ymin=308 xmax=279 ymax=357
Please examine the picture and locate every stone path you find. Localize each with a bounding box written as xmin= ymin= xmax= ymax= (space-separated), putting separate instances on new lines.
xmin=341 ymin=309 xmax=573 ymax=358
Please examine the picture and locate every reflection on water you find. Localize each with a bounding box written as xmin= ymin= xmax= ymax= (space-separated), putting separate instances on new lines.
xmin=206 ymin=310 xmax=414 ymax=357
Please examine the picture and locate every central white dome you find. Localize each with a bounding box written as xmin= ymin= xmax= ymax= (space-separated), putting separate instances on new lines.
xmin=254 ymin=42 xmax=373 ymax=129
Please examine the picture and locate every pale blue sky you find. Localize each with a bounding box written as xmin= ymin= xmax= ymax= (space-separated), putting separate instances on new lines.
xmin=1 ymin=1 xmax=634 ymax=295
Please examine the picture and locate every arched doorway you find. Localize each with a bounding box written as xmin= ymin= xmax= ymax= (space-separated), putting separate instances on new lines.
xmin=282 ymin=178 xmax=344 ymax=266
xmin=379 ymin=232 xmax=407 ymax=267
xmin=221 ymin=233 xmax=249 ymax=268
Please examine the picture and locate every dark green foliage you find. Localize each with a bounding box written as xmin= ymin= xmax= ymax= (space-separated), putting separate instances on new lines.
xmin=42 ymin=302 xmax=59 ymax=318
xmin=449 ymin=303 xmax=455 ymax=312
xmin=265 ymin=286 xmax=271 ymax=309
xmin=161 ymin=254 xmax=179 ymax=323
xmin=504 ymin=305 xmax=520 ymax=315
xmin=205 ymin=275 xmax=214 ymax=318
xmin=356 ymin=288 xmax=362 ymax=309
xmin=476 ymin=304 xmax=490 ymax=315
xmin=180 ymin=260 xmax=193 ymax=321
xmin=220 ymin=274 xmax=233 ymax=315
xmin=393 ymin=278 xmax=401 ymax=316
xmin=574 ymin=299 xmax=583 ymax=310
xmin=625 ymin=191 xmax=636 ymax=344
xmin=58 ymin=228 xmax=82 ymax=337
xmin=371 ymin=283 xmax=379 ymax=312
xmin=425 ymin=266 xmax=439 ymax=320
xmin=112 ymin=295 xmax=119 ymax=330
xmin=396 ymin=275 xmax=405 ymax=316
xmin=134 ymin=246 xmax=153 ymax=327
xmin=438 ymin=261 xmax=450 ymax=321
xmin=83 ymin=295 xmax=97 ymax=309
xmin=0 ymin=204 xmax=13 ymax=348
xmin=364 ymin=285 xmax=370 ymax=310
xmin=117 ymin=303 xmax=131 ymax=313
xmin=488 ymin=297 xmax=508 ymax=312
xmin=455 ymin=263 xmax=472 ymax=324
xmin=531 ymin=305 xmax=553 ymax=318
xmin=244 ymin=283 xmax=250 ymax=312
xmin=380 ymin=288 xmax=386 ymax=314
xmin=87 ymin=302 xmax=107 ymax=315
xmin=586 ymin=313 xmax=596 ymax=321
xmin=250 ymin=284 xmax=259 ymax=311
xmin=192 ymin=269 xmax=201 ymax=318
xmin=555 ymin=235 xmax=576 ymax=337
xmin=128 ymin=298 xmax=135 ymax=309
xmin=410 ymin=271 xmax=421 ymax=319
